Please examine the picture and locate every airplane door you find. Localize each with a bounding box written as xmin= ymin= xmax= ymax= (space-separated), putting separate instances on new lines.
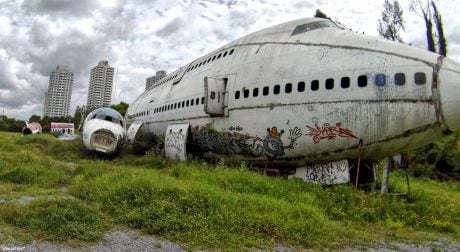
xmin=204 ymin=76 xmax=227 ymax=116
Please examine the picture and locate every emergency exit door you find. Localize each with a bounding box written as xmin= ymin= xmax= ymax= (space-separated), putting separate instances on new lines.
xmin=204 ymin=76 xmax=227 ymax=116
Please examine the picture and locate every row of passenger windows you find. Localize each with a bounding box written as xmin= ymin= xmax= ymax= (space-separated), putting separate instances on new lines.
xmin=153 ymin=97 xmax=205 ymax=114
xmin=234 ymin=72 xmax=427 ymax=99
xmin=152 ymin=49 xmax=236 ymax=89
xmin=186 ymin=49 xmax=235 ymax=73
xmin=133 ymin=97 xmax=205 ymax=117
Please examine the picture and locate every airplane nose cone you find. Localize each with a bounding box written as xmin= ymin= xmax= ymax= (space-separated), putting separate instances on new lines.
xmin=438 ymin=58 xmax=460 ymax=132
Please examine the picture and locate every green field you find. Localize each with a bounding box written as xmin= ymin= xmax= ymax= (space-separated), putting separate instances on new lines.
xmin=0 ymin=131 xmax=458 ymax=250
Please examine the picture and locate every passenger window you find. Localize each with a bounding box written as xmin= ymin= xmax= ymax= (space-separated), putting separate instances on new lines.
xmin=253 ymin=88 xmax=259 ymax=97
xmin=274 ymin=85 xmax=280 ymax=95
xmin=223 ymin=51 xmax=228 ymax=57
xmin=178 ymin=102 xmax=181 ymax=108
xmin=217 ymin=53 xmax=222 ymax=59
xmin=311 ymin=80 xmax=319 ymax=91
xmin=235 ymin=91 xmax=240 ymax=99
xmin=243 ymin=89 xmax=249 ymax=98
xmin=298 ymin=81 xmax=305 ymax=92
xmin=358 ymin=75 xmax=367 ymax=87
xmin=375 ymin=74 xmax=386 ymax=86
xmin=196 ymin=98 xmax=199 ymax=105
xmin=182 ymin=101 xmax=185 ymax=107
xmin=341 ymin=77 xmax=350 ymax=88
xmin=201 ymin=97 xmax=205 ymax=104
xmin=229 ymin=49 xmax=234 ymax=55
xmin=395 ymin=73 xmax=405 ymax=85
xmin=415 ymin=72 xmax=426 ymax=85
xmin=174 ymin=103 xmax=177 ymax=109
xmin=186 ymin=100 xmax=190 ymax=107
xmin=263 ymin=86 xmax=269 ymax=96
xmin=207 ymin=58 xmax=211 ymax=63
xmin=191 ymin=99 xmax=194 ymax=106
xmin=212 ymin=55 xmax=216 ymax=61
xmin=285 ymin=83 xmax=292 ymax=93
xmin=325 ymin=78 xmax=334 ymax=89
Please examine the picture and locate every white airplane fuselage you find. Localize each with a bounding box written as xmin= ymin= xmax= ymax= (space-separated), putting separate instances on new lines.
xmin=127 ymin=18 xmax=460 ymax=169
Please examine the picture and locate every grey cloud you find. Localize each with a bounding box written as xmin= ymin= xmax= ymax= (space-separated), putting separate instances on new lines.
xmin=30 ymin=21 xmax=52 ymax=48
xmin=156 ymin=17 xmax=186 ymax=37
xmin=21 ymin=0 xmax=98 ymax=18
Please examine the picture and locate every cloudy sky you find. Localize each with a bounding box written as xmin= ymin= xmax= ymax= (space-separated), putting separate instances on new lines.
xmin=0 ymin=0 xmax=459 ymax=120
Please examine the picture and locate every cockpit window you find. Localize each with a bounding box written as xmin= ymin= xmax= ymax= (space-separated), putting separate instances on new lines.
xmin=86 ymin=107 xmax=125 ymax=127
xmin=291 ymin=21 xmax=339 ymax=36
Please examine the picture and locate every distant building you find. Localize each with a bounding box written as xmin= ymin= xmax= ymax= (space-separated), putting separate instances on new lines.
xmin=50 ymin=122 xmax=75 ymax=135
xmin=145 ymin=70 xmax=167 ymax=90
xmin=87 ymin=60 xmax=115 ymax=111
xmin=43 ymin=65 xmax=74 ymax=118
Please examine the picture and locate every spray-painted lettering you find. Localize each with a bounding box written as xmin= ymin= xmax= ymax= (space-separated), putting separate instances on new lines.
xmin=306 ymin=122 xmax=357 ymax=143
xmin=165 ymin=131 xmax=186 ymax=152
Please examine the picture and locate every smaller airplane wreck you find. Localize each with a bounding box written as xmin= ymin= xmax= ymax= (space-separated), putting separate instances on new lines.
xmin=82 ymin=107 xmax=126 ymax=155
xmin=22 ymin=121 xmax=42 ymax=135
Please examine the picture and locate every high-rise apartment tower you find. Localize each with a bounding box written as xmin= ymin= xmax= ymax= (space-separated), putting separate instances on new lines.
xmin=145 ymin=70 xmax=166 ymax=90
xmin=43 ymin=65 xmax=74 ymax=117
xmin=87 ymin=60 xmax=115 ymax=111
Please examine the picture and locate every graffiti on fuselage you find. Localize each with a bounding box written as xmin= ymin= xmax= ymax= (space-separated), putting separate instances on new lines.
xmin=190 ymin=125 xmax=302 ymax=159
xmin=165 ymin=130 xmax=186 ymax=153
xmin=191 ymin=126 xmax=253 ymax=154
xmin=305 ymin=161 xmax=349 ymax=184
xmin=306 ymin=122 xmax=357 ymax=143
xmin=251 ymin=126 xmax=302 ymax=158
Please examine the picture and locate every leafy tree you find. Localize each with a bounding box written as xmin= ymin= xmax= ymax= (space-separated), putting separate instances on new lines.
xmin=378 ymin=0 xmax=405 ymax=42
xmin=28 ymin=114 xmax=41 ymax=123
xmin=431 ymin=1 xmax=447 ymax=56
xmin=110 ymin=101 xmax=129 ymax=117
xmin=411 ymin=0 xmax=436 ymax=52
xmin=73 ymin=105 xmax=87 ymax=131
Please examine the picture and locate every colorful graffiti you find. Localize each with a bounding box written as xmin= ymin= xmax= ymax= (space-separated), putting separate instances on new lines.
xmin=306 ymin=122 xmax=357 ymax=143
xmin=251 ymin=126 xmax=302 ymax=158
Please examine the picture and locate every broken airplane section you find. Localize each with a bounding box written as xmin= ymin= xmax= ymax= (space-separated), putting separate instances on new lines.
xmin=82 ymin=107 xmax=126 ymax=155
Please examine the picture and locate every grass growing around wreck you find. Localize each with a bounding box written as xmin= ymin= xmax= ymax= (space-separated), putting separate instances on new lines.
xmin=0 ymin=131 xmax=459 ymax=249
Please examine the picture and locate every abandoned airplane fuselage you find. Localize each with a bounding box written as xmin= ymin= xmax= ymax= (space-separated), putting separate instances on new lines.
xmin=127 ymin=17 xmax=460 ymax=184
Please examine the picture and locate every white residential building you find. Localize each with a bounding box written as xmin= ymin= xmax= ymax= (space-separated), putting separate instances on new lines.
xmin=43 ymin=65 xmax=74 ymax=117
xmin=87 ymin=60 xmax=115 ymax=111
xmin=145 ymin=70 xmax=167 ymax=90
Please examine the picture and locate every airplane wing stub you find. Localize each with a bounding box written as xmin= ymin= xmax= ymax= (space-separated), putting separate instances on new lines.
xmin=126 ymin=120 xmax=144 ymax=145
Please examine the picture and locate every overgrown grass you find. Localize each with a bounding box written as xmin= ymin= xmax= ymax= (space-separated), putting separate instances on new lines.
xmin=0 ymin=131 xmax=459 ymax=249
xmin=1 ymin=198 xmax=104 ymax=242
